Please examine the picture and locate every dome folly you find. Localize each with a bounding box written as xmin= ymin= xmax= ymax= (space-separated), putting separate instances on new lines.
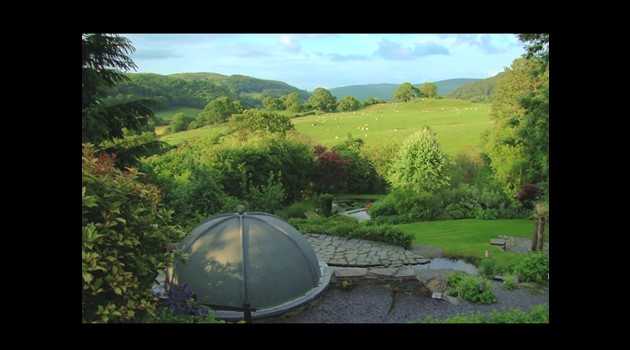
xmin=170 ymin=208 xmax=330 ymax=321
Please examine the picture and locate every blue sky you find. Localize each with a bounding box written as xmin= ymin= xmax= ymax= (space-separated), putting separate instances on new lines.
xmin=124 ymin=34 xmax=525 ymax=91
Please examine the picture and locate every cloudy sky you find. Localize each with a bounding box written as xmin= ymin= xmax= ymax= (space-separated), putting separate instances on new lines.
xmin=124 ymin=34 xmax=525 ymax=91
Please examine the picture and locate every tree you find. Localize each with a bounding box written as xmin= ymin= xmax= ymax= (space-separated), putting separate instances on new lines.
xmin=487 ymin=58 xmax=548 ymax=196
xmin=307 ymin=87 xmax=337 ymax=112
xmin=419 ymin=82 xmax=438 ymax=98
xmin=387 ymin=127 xmax=450 ymax=192
xmin=337 ymin=96 xmax=361 ymax=112
xmin=283 ymin=92 xmax=302 ymax=112
xmin=311 ymin=145 xmax=352 ymax=194
xmin=262 ymin=97 xmax=285 ymax=111
xmin=333 ymin=137 xmax=385 ymax=193
xmin=196 ymin=96 xmax=243 ymax=126
xmin=363 ymin=97 xmax=378 ymax=107
xmin=518 ymin=33 xmax=549 ymax=66
xmin=227 ymin=109 xmax=295 ymax=138
xmin=392 ymin=82 xmax=419 ymax=102
xmin=169 ymin=112 xmax=194 ymax=132
xmin=82 ymin=34 xmax=158 ymax=144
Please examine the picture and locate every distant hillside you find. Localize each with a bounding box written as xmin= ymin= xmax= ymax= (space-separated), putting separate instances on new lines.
xmin=106 ymin=72 xmax=310 ymax=111
xmin=435 ymin=79 xmax=480 ymax=96
xmin=446 ymin=72 xmax=506 ymax=102
xmin=329 ymin=78 xmax=480 ymax=102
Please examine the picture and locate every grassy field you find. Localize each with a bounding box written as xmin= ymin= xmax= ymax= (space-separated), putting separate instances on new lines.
xmin=155 ymin=107 xmax=203 ymax=122
xmin=398 ymin=219 xmax=549 ymax=269
xmin=292 ymin=98 xmax=490 ymax=155
xmin=160 ymin=124 xmax=228 ymax=145
xmin=158 ymin=99 xmax=491 ymax=155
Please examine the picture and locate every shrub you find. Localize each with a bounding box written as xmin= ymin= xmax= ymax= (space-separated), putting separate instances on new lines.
xmin=170 ymin=112 xmax=194 ymax=132
xmin=314 ymin=194 xmax=334 ymax=217
xmin=168 ymin=165 xmax=231 ymax=229
xmin=227 ymin=109 xmax=295 ymax=138
xmin=285 ymin=201 xmax=312 ymax=218
xmin=503 ymin=276 xmax=517 ymax=290
xmin=311 ymin=145 xmax=352 ymax=194
xmin=514 ymin=252 xmax=549 ymax=283
xmin=208 ymin=136 xmax=313 ymax=204
xmin=368 ymin=215 xmax=404 ymax=225
xmin=415 ymin=304 xmax=549 ymax=323
xmin=387 ymin=127 xmax=450 ymax=193
xmin=289 ymin=216 xmax=413 ymax=248
xmin=476 ymin=208 xmax=499 ymax=220
xmin=447 ymin=271 xmax=465 ymax=289
xmin=369 ymin=189 xmax=441 ymax=223
xmin=456 ymin=275 xmax=497 ymax=304
xmin=478 ymin=259 xmax=498 ymax=278
xmin=82 ymin=144 xmax=183 ymax=323
xmin=516 ymin=184 xmax=542 ymax=209
xmin=243 ymin=171 xmax=286 ymax=213
xmin=333 ymin=137 xmax=387 ymax=194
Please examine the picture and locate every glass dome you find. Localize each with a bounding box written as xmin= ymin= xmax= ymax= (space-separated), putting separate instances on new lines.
xmin=170 ymin=207 xmax=330 ymax=321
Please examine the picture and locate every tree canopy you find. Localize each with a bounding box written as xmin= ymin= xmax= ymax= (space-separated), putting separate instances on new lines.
xmin=307 ymin=87 xmax=337 ymax=112
xmin=337 ymin=96 xmax=361 ymax=112
xmin=517 ymin=33 xmax=549 ymax=66
xmin=487 ymin=58 xmax=548 ymax=195
xmin=82 ymin=34 xmax=158 ymax=144
xmin=387 ymin=127 xmax=450 ymax=192
xmin=419 ymin=82 xmax=438 ymax=98
xmin=392 ymin=82 xmax=419 ymax=102
xmin=282 ymin=92 xmax=302 ymax=112
xmin=195 ymin=96 xmax=243 ymax=126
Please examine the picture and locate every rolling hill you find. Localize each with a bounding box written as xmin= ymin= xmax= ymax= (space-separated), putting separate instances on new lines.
xmin=162 ymin=98 xmax=492 ymax=156
xmin=106 ymin=72 xmax=310 ymax=111
xmin=328 ymin=78 xmax=480 ymax=102
xmin=446 ymin=72 xmax=506 ymax=102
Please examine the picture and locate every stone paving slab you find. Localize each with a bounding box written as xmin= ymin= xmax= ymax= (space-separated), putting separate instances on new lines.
xmin=306 ymin=234 xmax=427 ymax=268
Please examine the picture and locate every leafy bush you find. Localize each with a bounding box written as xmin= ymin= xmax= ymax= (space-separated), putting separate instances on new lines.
xmin=333 ymin=137 xmax=387 ymax=194
xmin=227 ymin=109 xmax=295 ymax=138
xmin=456 ymin=275 xmax=497 ymax=304
xmin=242 ymin=171 xmax=286 ymax=212
xmin=314 ymin=194 xmax=333 ymax=217
xmin=447 ymin=152 xmax=492 ymax=188
xmin=82 ymin=144 xmax=183 ymax=323
xmin=516 ymin=184 xmax=542 ymax=209
xmin=311 ymin=145 xmax=352 ymax=194
xmin=447 ymin=271 xmax=465 ymax=289
xmin=368 ymin=215 xmax=405 ymax=225
xmin=369 ymin=189 xmax=441 ymax=223
xmin=503 ymin=276 xmax=517 ymax=290
xmin=415 ymin=304 xmax=549 ymax=323
xmin=478 ymin=259 xmax=498 ymax=278
xmin=514 ymin=252 xmax=549 ymax=283
xmin=167 ymin=165 xmax=232 ymax=229
xmin=289 ymin=216 xmax=413 ymax=248
xmin=476 ymin=208 xmax=499 ymax=220
xmin=387 ymin=127 xmax=450 ymax=193
xmin=209 ymin=136 xmax=313 ymax=204
xmin=285 ymin=201 xmax=312 ymax=218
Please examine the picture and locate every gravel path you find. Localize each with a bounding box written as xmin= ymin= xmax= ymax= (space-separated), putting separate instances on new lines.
xmin=273 ymin=280 xmax=548 ymax=323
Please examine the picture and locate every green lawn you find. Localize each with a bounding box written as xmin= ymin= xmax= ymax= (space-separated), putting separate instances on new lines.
xmin=155 ymin=107 xmax=203 ymax=122
xmin=398 ymin=219 xmax=549 ymax=269
xmin=160 ymin=124 xmax=228 ymax=145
